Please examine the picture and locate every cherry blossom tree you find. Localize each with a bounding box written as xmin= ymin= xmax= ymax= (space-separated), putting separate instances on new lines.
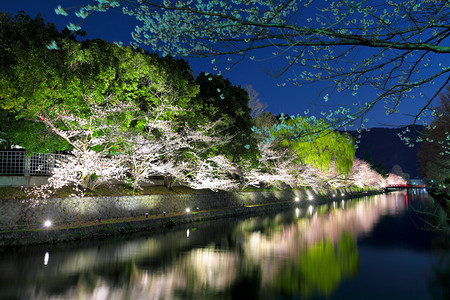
xmin=36 ymin=100 xmax=133 ymax=190
xmin=122 ymin=116 xmax=234 ymax=190
xmin=241 ymin=138 xmax=299 ymax=190
xmin=386 ymin=173 xmax=407 ymax=186
xmin=31 ymin=97 xmax=387 ymax=199
xmin=32 ymin=88 xmax=239 ymax=194
xmin=241 ymin=116 xmax=355 ymax=191
xmin=346 ymin=158 xmax=386 ymax=189
xmin=179 ymin=154 xmax=240 ymax=191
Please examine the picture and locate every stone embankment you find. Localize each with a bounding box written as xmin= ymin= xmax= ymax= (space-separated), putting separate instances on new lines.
xmin=0 ymin=187 xmax=382 ymax=247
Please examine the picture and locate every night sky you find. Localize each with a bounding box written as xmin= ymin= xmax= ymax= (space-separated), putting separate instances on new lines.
xmin=1 ymin=0 xmax=445 ymax=128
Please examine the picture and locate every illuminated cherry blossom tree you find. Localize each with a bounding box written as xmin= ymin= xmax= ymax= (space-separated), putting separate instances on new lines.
xmin=241 ymin=138 xmax=299 ymax=189
xmin=37 ymin=99 xmax=133 ymax=190
xmin=32 ymin=89 xmax=237 ymax=193
xmin=386 ymin=173 xmax=407 ymax=185
xmin=122 ymin=116 xmax=234 ymax=190
xmin=347 ymin=158 xmax=386 ymax=189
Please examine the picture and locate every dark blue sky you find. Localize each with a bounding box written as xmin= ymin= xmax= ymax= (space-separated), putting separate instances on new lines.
xmin=1 ymin=0 xmax=443 ymax=128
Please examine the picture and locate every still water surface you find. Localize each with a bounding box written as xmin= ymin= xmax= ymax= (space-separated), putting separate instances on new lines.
xmin=0 ymin=190 xmax=448 ymax=300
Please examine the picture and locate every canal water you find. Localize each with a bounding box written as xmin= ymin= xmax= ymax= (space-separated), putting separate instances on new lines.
xmin=0 ymin=190 xmax=448 ymax=300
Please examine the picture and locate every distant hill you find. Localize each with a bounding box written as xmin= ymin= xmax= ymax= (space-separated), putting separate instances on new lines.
xmin=350 ymin=126 xmax=424 ymax=178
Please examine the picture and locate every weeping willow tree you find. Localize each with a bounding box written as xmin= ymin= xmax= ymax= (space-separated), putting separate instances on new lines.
xmin=269 ymin=114 xmax=355 ymax=176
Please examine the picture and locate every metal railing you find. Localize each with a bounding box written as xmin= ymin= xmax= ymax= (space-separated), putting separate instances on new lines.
xmin=0 ymin=151 xmax=67 ymax=176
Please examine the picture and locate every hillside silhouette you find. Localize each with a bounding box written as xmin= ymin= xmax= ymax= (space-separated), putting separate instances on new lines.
xmin=351 ymin=126 xmax=423 ymax=179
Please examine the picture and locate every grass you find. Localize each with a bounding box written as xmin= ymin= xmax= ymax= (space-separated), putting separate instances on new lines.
xmin=0 ymin=183 xmax=282 ymax=201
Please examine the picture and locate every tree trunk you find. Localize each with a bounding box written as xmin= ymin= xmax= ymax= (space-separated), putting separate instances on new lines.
xmin=164 ymin=176 xmax=174 ymax=190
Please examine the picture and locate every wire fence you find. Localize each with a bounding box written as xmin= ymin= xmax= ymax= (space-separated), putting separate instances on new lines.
xmin=0 ymin=151 xmax=67 ymax=176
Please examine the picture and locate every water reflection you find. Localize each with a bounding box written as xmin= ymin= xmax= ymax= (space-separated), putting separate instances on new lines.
xmin=0 ymin=190 xmax=445 ymax=300
xmin=272 ymin=232 xmax=358 ymax=297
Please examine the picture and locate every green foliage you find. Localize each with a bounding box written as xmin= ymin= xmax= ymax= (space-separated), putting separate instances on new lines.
xmin=192 ymin=72 xmax=259 ymax=162
xmin=363 ymin=150 xmax=373 ymax=165
xmin=0 ymin=12 xmax=80 ymax=152
xmin=372 ymin=163 xmax=388 ymax=178
xmin=362 ymin=150 xmax=388 ymax=178
xmin=0 ymin=110 xmax=67 ymax=152
xmin=0 ymin=12 xmax=388 ymax=193
xmin=271 ymin=114 xmax=355 ymax=175
xmin=0 ymin=13 xmax=198 ymax=153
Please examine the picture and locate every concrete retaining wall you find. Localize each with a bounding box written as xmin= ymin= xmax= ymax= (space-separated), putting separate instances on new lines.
xmin=0 ymin=187 xmax=366 ymax=228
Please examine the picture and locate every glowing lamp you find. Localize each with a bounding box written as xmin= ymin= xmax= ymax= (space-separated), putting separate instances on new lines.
xmin=295 ymin=197 xmax=300 ymax=202
xmin=186 ymin=208 xmax=190 ymax=213
xmin=44 ymin=220 xmax=52 ymax=228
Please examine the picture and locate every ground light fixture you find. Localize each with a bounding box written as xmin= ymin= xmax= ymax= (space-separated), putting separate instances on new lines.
xmin=186 ymin=208 xmax=190 ymax=213
xmin=163 ymin=211 xmax=166 ymax=216
xmin=308 ymin=195 xmax=314 ymax=201
xmin=145 ymin=213 xmax=149 ymax=218
xmin=295 ymin=197 xmax=300 ymax=202
xmin=43 ymin=220 xmax=52 ymax=228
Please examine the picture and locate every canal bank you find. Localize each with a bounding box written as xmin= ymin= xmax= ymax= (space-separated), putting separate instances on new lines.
xmin=0 ymin=188 xmax=383 ymax=247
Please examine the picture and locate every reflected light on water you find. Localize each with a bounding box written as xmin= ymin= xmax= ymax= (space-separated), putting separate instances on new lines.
xmin=184 ymin=248 xmax=239 ymax=290
xmin=43 ymin=252 xmax=49 ymax=266
xmin=7 ymin=192 xmax=437 ymax=300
